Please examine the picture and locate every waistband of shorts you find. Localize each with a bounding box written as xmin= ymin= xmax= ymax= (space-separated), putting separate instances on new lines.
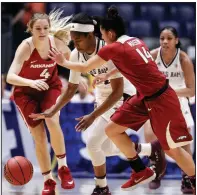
xmin=123 ymin=93 xmax=132 ymax=101
xmin=144 ymin=79 xmax=169 ymax=101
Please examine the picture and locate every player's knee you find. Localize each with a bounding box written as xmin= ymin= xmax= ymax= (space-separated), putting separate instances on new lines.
xmin=164 ymin=147 xmax=181 ymax=158
xmin=86 ymin=136 xmax=101 ymax=152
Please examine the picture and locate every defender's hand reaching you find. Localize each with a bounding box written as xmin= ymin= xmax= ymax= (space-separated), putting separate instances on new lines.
xmin=48 ymin=47 xmax=67 ymax=66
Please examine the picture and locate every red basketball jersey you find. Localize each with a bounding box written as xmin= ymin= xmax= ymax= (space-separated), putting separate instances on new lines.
xmin=14 ymin=35 xmax=61 ymax=95
xmin=98 ymin=35 xmax=166 ymax=98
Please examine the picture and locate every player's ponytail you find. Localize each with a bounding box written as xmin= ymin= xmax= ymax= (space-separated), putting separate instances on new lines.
xmin=49 ymin=8 xmax=72 ymax=45
xmin=100 ymin=5 xmax=125 ymax=39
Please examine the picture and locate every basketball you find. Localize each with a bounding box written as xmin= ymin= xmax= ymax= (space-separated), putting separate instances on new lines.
xmin=4 ymin=156 xmax=34 ymax=185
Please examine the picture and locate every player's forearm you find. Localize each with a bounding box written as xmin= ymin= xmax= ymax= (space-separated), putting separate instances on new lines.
xmin=175 ymin=88 xmax=195 ymax=98
xmin=6 ymin=73 xmax=32 ymax=87
xmin=61 ymin=59 xmax=86 ymax=73
xmin=107 ymin=68 xmax=119 ymax=78
xmin=50 ymin=83 xmax=78 ymax=115
xmin=90 ymin=91 xmax=123 ymax=119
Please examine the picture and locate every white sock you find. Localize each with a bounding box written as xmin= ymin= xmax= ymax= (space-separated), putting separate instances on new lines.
xmin=43 ymin=172 xmax=53 ymax=182
xmin=138 ymin=143 xmax=152 ymax=156
xmin=94 ymin=177 xmax=107 ymax=188
xmin=57 ymin=156 xmax=68 ymax=169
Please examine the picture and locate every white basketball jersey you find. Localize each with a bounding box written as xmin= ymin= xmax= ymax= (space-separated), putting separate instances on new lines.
xmin=155 ymin=47 xmax=185 ymax=90
xmin=69 ymin=37 xmax=136 ymax=120
xmin=155 ymin=47 xmax=194 ymax=127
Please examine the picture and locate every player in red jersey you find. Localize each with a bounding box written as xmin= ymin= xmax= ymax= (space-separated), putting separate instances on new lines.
xmin=6 ymin=10 xmax=75 ymax=194
xmin=92 ymin=26 xmax=195 ymax=192
xmin=47 ymin=6 xmax=195 ymax=192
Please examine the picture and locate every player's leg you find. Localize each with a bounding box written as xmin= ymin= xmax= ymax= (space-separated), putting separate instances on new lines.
xmin=29 ymin=123 xmax=51 ymax=177
xmin=105 ymin=121 xmax=156 ymax=190
xmin=45 ymin=109 xmax=75 ymax=190
xmin=143 ymin=120 xmax=166 ymax=190
xmin=86 ymin=117 xmax=111 ymax=195
xmin=146 ymin=87 xmax=195 ymax=193
xmin=42 ymin=87 xmax=74 ymax=190
xmin=105 ymin=96 xmax=156 ymax=190
xmin=164 ymin=147 xmax=194 ymax=175
xmin=181 ymin=128 xmax=193 ymax=194
xmin=14 ymin=96 xmax=56 ymax=195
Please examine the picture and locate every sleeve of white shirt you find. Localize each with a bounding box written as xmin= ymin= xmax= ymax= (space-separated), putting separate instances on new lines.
xmin=107 ymin=60 xmax=123 ymax=80
xmin=68 ymin=49 xmax=82 ymax=84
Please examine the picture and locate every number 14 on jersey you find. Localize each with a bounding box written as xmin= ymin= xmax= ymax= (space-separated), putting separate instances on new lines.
xmin=136 ymin=47 xmax=154 ymax=63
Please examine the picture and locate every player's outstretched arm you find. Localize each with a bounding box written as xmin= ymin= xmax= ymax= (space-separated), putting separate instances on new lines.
xmin=48 ymin=47 xmax=106 ymax=73
xmin=92 ymin=68 xmax=119 ymax=87
xmin=75 ymin=77 xmax=123 ymax=132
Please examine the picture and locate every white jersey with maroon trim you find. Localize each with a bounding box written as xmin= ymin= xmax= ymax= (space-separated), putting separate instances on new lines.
xmin=69 ymin=37 xmax=136 ymax=120
xmin=155 ymin=47 xmax=194 ymax=127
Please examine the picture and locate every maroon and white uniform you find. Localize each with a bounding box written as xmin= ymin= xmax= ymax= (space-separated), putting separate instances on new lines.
xmin=98 ymin=35 xmax=193 ymax=150
xmin=13 ymin=35 xmax=62 ymax=128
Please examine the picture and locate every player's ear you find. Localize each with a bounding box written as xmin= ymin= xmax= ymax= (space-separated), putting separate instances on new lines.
xmin=109 ymin=30 xmax=116 ymax=41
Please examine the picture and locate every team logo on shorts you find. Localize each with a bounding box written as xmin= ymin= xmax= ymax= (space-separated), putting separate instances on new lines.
xmin=177 ymin=136 xmax=187 ymax=141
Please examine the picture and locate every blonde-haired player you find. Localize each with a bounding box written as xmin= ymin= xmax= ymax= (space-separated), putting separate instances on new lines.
xmin=7 ymin=9 xmax=74 ymax=195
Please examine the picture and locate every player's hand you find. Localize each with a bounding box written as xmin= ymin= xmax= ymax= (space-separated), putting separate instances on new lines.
xmin=29 ymin=111 xmax=54 ymax=120
xmin=75 ymin=114 xmax=96 ymax=132
xmin=48 ymin=47 xmax=66 ymax=66
xmin=29 ymin=79 xmax=49 ymax=91
xmin=92 ymin=74 xmax=108 ymax=88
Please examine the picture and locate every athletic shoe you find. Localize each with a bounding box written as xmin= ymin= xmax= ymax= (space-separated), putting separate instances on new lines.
xmin=58 ymin=166 xmax=75 ymax=189
xmin=42 ymin=179 xmax=56 ymax=195
xmin=121 ymin=167 xmax=156 ymax=190
xmin=149 ymin=178 xmax=161 ymax=189
xmin=149 ymin=140 xmax=167 ymax=180
xmin=181 ymin=173 xmax=195 ymax=194
xmin=91 ymin=185 xmax=111 ymax=195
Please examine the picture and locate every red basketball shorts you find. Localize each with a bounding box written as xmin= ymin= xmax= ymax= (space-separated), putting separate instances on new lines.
xmin=13 ymin=85 xmax=61 ymax=128
xmin=111 ymin=86 xmax=193 ymax=150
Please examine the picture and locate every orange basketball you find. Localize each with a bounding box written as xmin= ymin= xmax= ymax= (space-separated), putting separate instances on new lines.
xmin=4 ymin=156 xmax=34 ymax=185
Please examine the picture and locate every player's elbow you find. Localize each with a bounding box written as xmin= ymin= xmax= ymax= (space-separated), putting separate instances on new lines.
xmin=6 ymin=74 xmax=13 ymax=84
xmin=189 ymin=88 xmax=195 ymax=97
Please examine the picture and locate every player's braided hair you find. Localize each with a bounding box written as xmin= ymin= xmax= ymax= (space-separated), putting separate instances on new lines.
xmin=100 ymin=5 xmax=125 ymax=39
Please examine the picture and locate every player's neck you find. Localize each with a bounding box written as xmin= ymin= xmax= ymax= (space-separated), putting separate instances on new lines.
xmin=32 ymin=37 xmax=49 ymax=52
xmin=161 ymin=48 xmax=177 ymax=62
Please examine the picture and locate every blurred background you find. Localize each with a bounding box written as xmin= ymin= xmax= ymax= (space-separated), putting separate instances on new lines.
xmin=2 ymin=2 xmax=196 ymax=179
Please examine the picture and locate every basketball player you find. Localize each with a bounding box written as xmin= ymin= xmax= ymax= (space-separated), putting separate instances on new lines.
xmin=30 ymin=13 xmax=166 ymax=195
xmin=144 ymin=26 xmax=195 ymax=193
xmin=92 ymin=26 xmax=195 ymax=192
xmin=47 ymin=6 xmax=196 ymax=192
xmin=6 ymin=10 xmax=75 ymax=195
